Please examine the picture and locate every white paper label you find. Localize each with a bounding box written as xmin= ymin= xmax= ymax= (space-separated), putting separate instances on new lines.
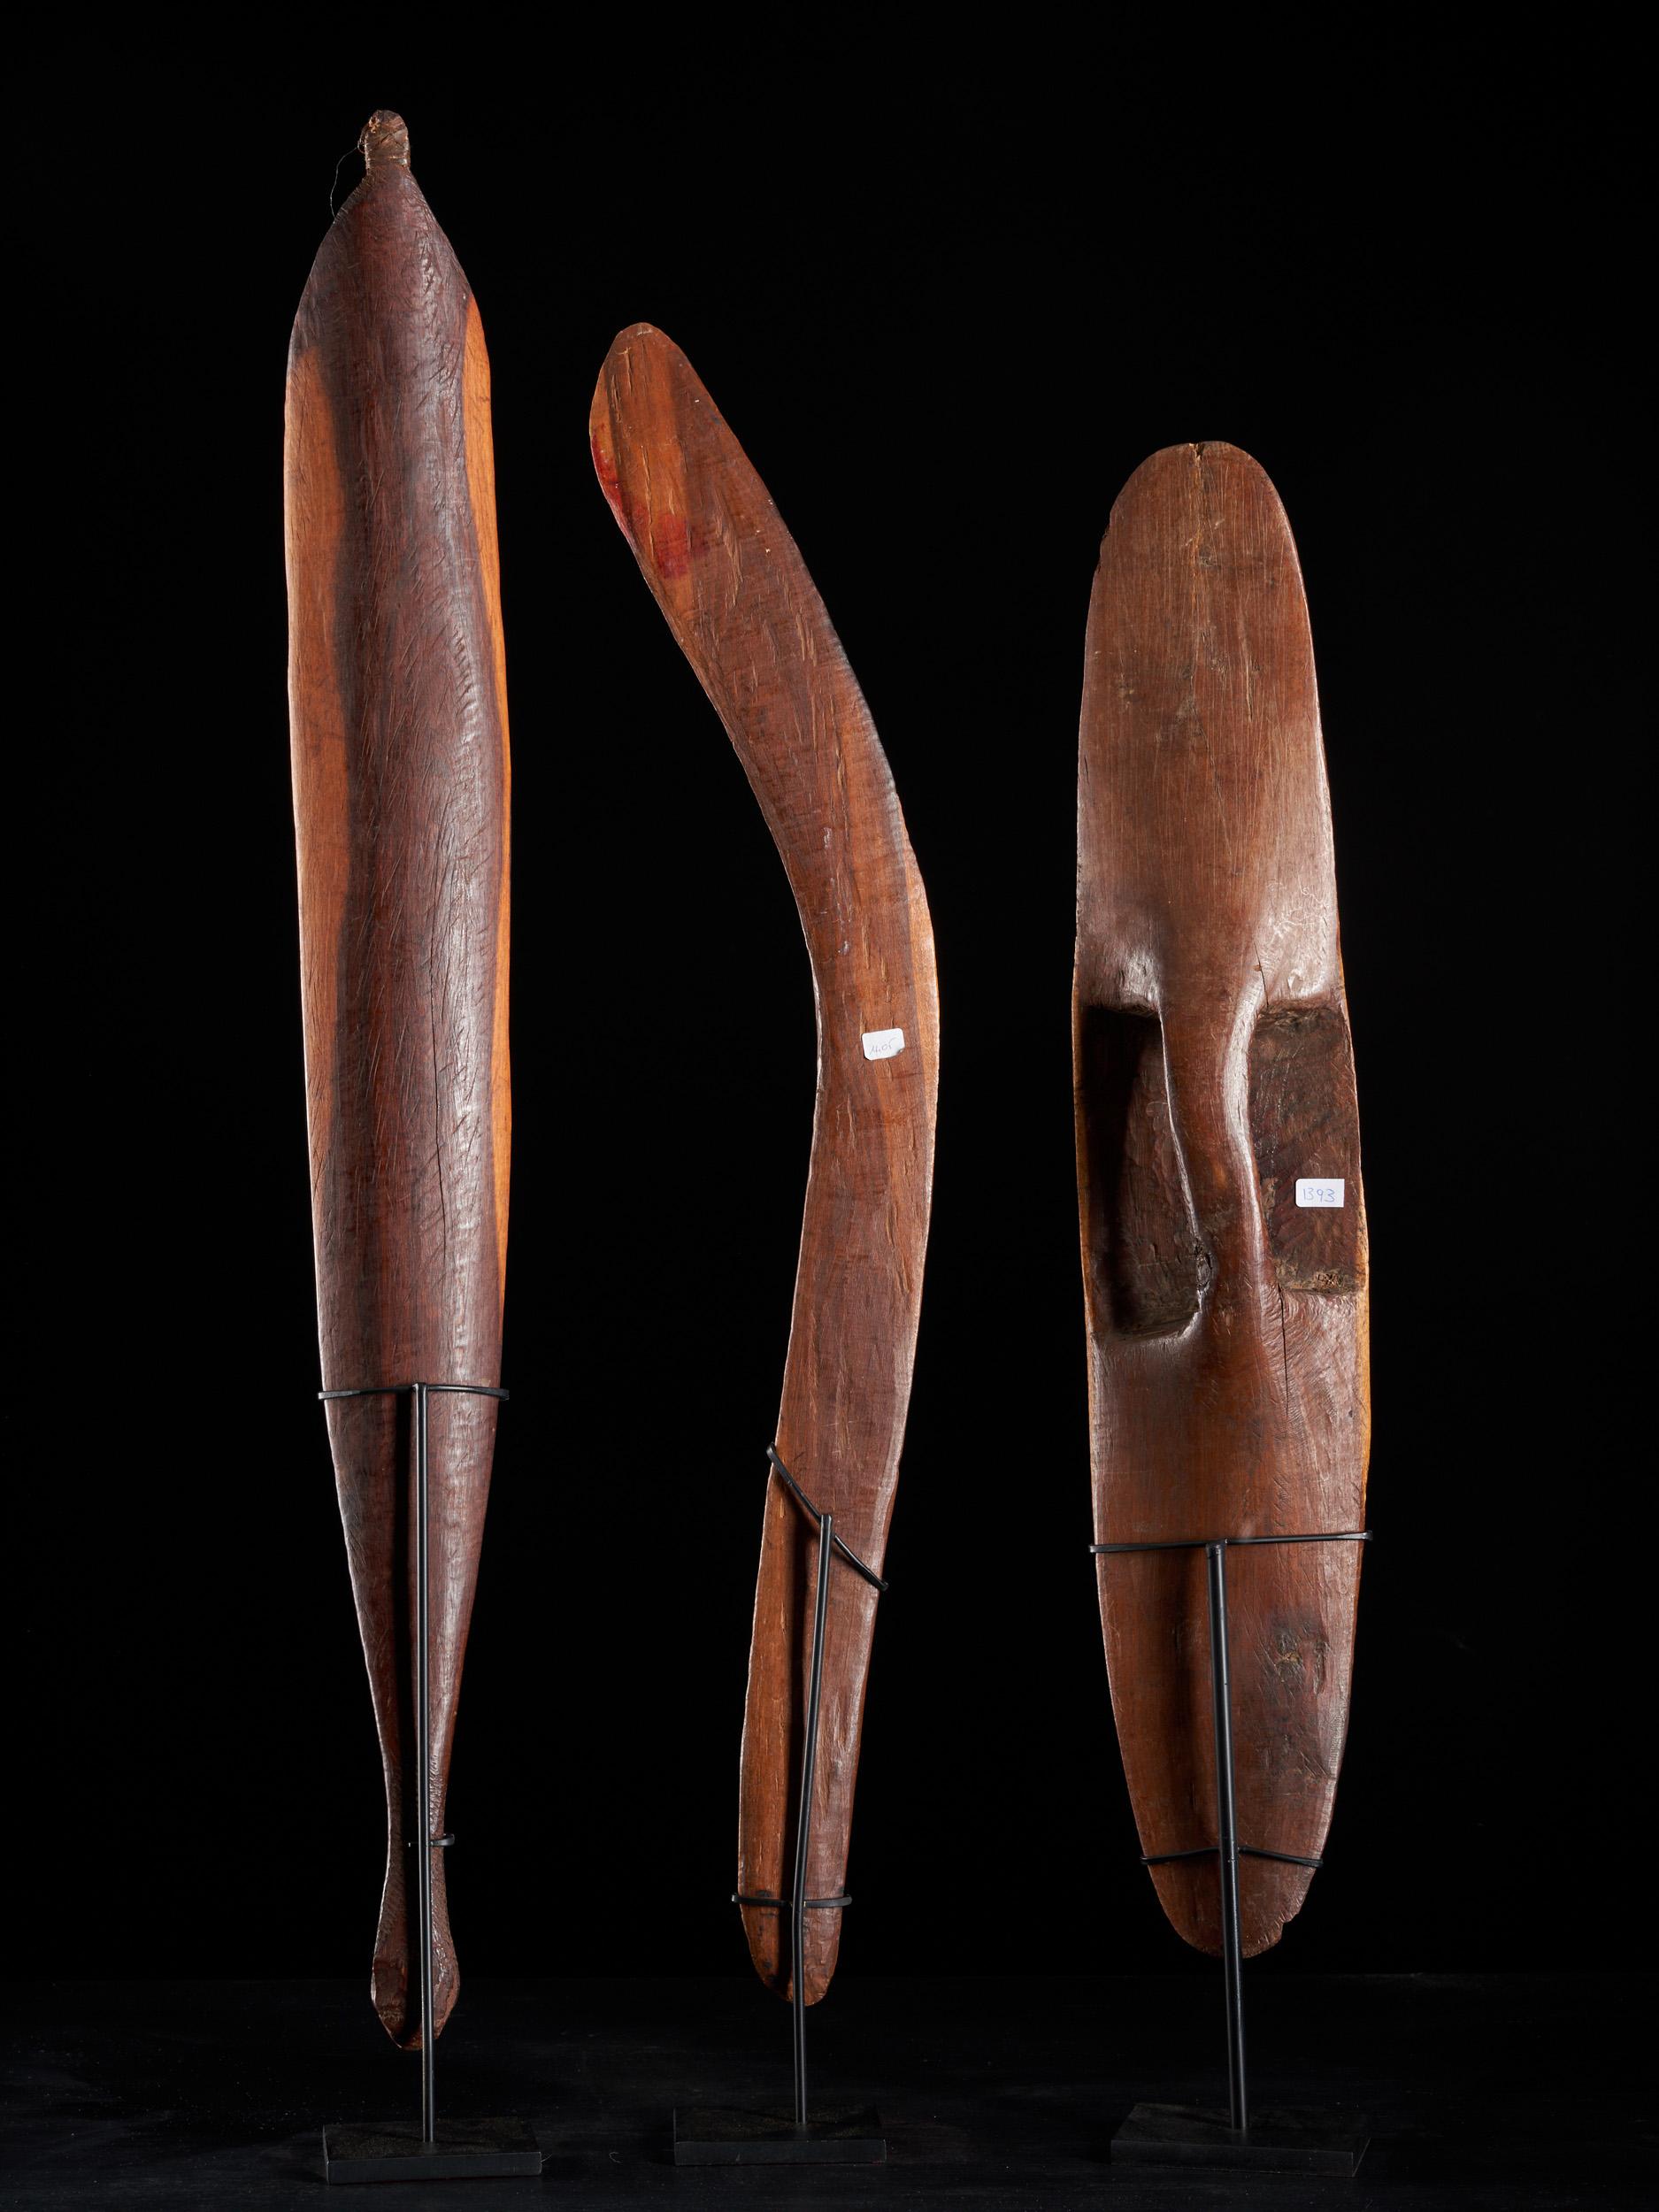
xmin=1294 ymin=1178 xmax=1346 ymax=1208
xmin=862 ymin=1027 xmax=906 ymax=1062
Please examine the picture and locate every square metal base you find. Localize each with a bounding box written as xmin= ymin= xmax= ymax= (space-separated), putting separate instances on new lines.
xmin=1111 ymin=2101 xmax=1368 ymax=2175
xmin=672 ymin=2105 xmax=886 ymax=2166
xmin=322 ymin=2116 xmax=543 ymax=2183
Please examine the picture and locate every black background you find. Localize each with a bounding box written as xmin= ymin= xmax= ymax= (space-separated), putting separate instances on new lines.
xmin=14 ymin=30 xmax=1642 ymax=2001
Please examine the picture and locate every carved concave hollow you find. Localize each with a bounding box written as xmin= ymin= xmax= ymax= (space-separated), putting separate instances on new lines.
xmin=1248 ymin=1005 xmax=1364 ymax=1294
xmin=1077 ymin=1003 xmax=1204 ymax=1337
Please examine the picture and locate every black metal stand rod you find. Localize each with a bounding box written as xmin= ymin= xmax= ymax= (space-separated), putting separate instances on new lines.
xmin=1206 ymin=1540 xmax=1247 ymax=2135
xmin=792 ymin=1508 xmax=834 ymax=2130
xmin=314 ymin=1379 xmax=541 ymax=2184
xmin=1103 ymin=1521 xmax=1373 ymax=2177
xmin=414 ymin=1383 xmax=436 ymax=2149
xmin=319 ymin=1378 xmax=512 ymax=2154
xmin=769 ymin=1450 xmax=888 ymax=1591
xmin=1094 ymin=1529 xmax=1370 ymax=1555
xmin=670 ymin=1455 xmax=886 ymax=2169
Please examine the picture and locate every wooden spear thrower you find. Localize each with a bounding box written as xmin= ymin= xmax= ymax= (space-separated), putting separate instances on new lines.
xmin=590 ymin=326 xmax=938 ymax=2004
xmin=286 ymin=111 xmax=511 ymax=2047
xmin=1075 ymin=442 xmax=1369 ymax=1957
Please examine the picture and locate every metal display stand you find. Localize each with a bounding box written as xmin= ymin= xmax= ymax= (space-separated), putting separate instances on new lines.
xmin=672 ymin=1448 xmax=888 ymax=2167
xmin=1094 ymin=1528 xmax=1373 ymax=2177
xmin=317 ymin=1381 xmax=542 ymax=2185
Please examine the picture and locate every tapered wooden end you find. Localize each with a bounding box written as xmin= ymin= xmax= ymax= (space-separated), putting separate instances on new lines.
xmin=359 ymin=109 xmax=411 ymax=171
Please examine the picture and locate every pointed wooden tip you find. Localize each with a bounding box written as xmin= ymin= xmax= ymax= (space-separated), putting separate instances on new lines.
xmin=607 ymin=320 xmax=667 ymax=355
xmin=359 ymin=110 xmax=411 ymax=173
xmin=589 ymin=326 xmax=677 ymax=541
xmin=592 ymin=322 xmax=670 ymax=400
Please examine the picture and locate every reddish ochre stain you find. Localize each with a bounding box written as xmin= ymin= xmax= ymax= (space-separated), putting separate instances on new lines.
xmin=653 ymin=512 xmax=690 ymax=580
xmin=589 ymin=434 xmax=633 ymax=545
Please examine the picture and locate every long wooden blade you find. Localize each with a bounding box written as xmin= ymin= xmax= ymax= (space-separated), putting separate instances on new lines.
xmin=589 ymin=326 xmax=938 ymax=2003
xmin=286 ymin=111 xmax=511 ymax=2044
xmin=1074 ymin=442 xmax=1369 ymax=1956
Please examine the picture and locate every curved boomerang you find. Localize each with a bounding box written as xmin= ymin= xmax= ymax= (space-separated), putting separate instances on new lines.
xmin=286 ymin=112 xmax=511 ymax=2045
xmin=589 ymin=326 xmax=938 ymax=2002
xmin=1075 ymin=443 xmax=1369 ymax=1957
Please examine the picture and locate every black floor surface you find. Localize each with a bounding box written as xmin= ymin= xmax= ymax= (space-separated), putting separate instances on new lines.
xmin=2 ymin=1975 xmax=1651 ymax=2208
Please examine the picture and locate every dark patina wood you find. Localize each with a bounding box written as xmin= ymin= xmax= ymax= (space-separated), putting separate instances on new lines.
xmin=1074 ymin=443 xmax=1369 ymax=1956
xmin=590 ymin=326 xmax=938 ymax=2003
xmin=286 ymin=111 xmax=511 ymax=2046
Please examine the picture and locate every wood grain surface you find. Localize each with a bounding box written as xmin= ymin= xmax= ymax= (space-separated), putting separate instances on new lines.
xmin=1073 ymin=443 xmax=1369 ymax=1957
xmin=589 ymin=326 xmax=938 ymax=2003
xmin=286 ymin=111 xmax=511 ymax=2046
